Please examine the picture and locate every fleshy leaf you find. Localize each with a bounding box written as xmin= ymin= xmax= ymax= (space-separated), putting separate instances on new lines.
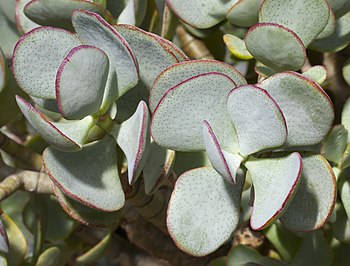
xmin=302 ymin=65 xmax=327 ymax=84
xmin=339 ymin=175 xmax=350 ymax=226
xmin=0 ymin=2 xmax=20 ymax=58
xmin=0 ymin=219 xmax=9 ymax=253
xmin=315 ymin=8 xmax=336 ymax=40
xmin=31 ymin=96 xmax=59 ymax=113
xmin=343 ymin=58 xmax=350 ymax=87
xmin=36 ymin=247 xmax=61 ymax=266
xmin=109 ymin=101 xmax=150 ymax=185
xmin=341 ymin=97 xmax=350 ymax=141
xmin=328 ymin=0 xmax=350 ymax=19
xmin=113 ymin=24 xmax=179 ymax=90
xmin=259 ymin=72 xmax=334 ymax=147
xmin=16 ymin=96 xmax=94 ymax=152
xmin=72 ymin=10 xmax=139 ymax=111
xmin=333 ymin=202 xmax=350 ymax=243
xmin=254 ymin=62 xmax=277 ymax=78
xmin=56 ymin=45 xmax=109 ymax=120
xmin=76 ymin=233 xmax=111 ymax=264
xmin=24 ymin=0 xmax=113 ymax=30
xmin=15 ymin=0 xmax=39 ymax=34
xmin=244 ymin=152 xmax=302 ymax=230
xmin=245 ymin=23 xmax=306 ymax=71
xmin=153 ymin=34 xmax=189 ymax=62
xmin=150 ymin=59 xmax=246 ymax=113
xmin=227 ymin=85 xmax=287 ymax=156
xmin=226 ymin=0 xmax=263 ymax=27
xmin=321 ymin=125 xmax=348 ymax=164
xmin=53 ymin=185 xmax=122 ymax=227
xmin=167 ymin=167 xmax=244 ymax=256
xmin=43 ymin=136 xmax=125 ymax=212
xmin=280 ymin=155 xmax=336 ymax=231
xmin=117 ymin=0 xmax=148 ymax=26
xmin=202 ymin=120 xmax=243 ymax=183
xmin=165 ymin=0 xmax=236 ymax=29
xmin=341 ymin=144 xmax=350 ymax=169
xmin=143 ymin=140 xmax=175 ymax=195
xmin=12 ymin=27 xmax=81 ymax=99
xmin=259 ymin=0 xmax=329 ymax=47
xmin=310 ymin=12 xmax=350 ymax=52
xmin=223 ymin=34 xmax=253 ymax=60
xmin=151 ymin=72 xmax=237 ymax=152
xmin=0 ymin=48 xmax=6 ymax=93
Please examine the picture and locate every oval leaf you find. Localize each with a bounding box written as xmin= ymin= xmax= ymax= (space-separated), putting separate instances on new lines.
xmin=151 ymin=72 xmax=237 ymax=152
xmin=150 ymin=59 xmax=246 ymax=113
xmin=244 ymin=152 xmax=302 ymax=230
xmin=259 ymin=72 xmax=334 ymax=147
xmin=43 ymin=136 xmax=125 ymax=212
xmin=56 ymin=45 xmax=109 ymax=120
xmin=223 ymin=34 xmax=253 ymax=60
xmin=280 ymin=155 xmax=336 ymax=231
xmin=36 ymin=247 xmax=61 ymax=266
xmin=12 ymin=27 xmax=81 ymax=99
xmin=245 ymin=23 xmax=306 ymax=71
xmin=302 ymin=65 xmax=327 ymax=84
xmin=167 ymin=167 xmax=244 ymax=256
xmin=226 ymin=0 xmax=263 ymax=27
xmin=16 ymin=96 xmax=94 ymax=152
xmin=321 ymin=125 xmax=348 ymax=164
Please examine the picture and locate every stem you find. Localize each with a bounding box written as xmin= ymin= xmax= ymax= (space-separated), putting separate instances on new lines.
xmin=0 ymin=171 xmax=52 ymax=201
xmin=0 ymin=132 xmax=42 ymax=171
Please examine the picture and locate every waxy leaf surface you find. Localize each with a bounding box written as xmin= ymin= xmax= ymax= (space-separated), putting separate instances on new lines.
xmin=15 ymin=0 xmax=39 ymax=34
xmin=226 ymin=0 xmax=262 ymax=27
xmin=223 ymin=34 xmax=253 ymax=60
xmin=167 ymin=167 xmax=244 ymax=256
xmin=302 ymin=65 xmax=327 ymax=84
xmin=244 ymin=152 xmax=302 ymax=230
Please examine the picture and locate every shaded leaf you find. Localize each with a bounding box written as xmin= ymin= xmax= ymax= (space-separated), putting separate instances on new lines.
xmin=302 ymin=65 xmax=327 ymax=84
xmin=226 ymin=0 xmax=262 ymax=27
xmin=321 ymin=125 xmax=348 ymax=164
xmin=36 ymin=246 xmax=61 ymax=266
xmin=223 ymin=34 xmax=253 ymax=60
xmin=76 ymin=233 xmax=111 ymax=265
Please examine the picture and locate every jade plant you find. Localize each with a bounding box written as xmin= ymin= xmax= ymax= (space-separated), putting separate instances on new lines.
xmin=0 ymin=0 xmax=350 ymax=265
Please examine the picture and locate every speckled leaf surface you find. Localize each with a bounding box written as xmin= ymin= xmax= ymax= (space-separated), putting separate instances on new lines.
xmin=167 ymin=167 xmax=244 ymax=256
xmin=321 ymin=125 xmax=348 ymax=164
xmin=15 ymin=0 xmax=39 ymax=34
xmin=113 ymin=24 xmax=178 ymax=90
xmin=315 ymin=9 xmax=336 ymax=40
xmin=302 ymin=65 xmax=327 ymax=84
xmin=259 ymin=72 xmax=334 ymax=147
xmin=72 ymin=10 xmax=139 ymax=111
xmin=245 ymin=23 xmax=306 ymax=71
xmin=151 ymin=72 xmax=237 ymax=152
xmin=202 ymin=120 xmax=242 ymax=183
xmin=56 ymin=45 xmax=109 ymax=120
xmin=16 ymin=96 xmax=94 ymax=151
xmin=110 ymin=101 xmax=150 ymax=185
xmin=24 ymin=0 xmax=112 ymax=30
xmin=153 ymin=34 xmax=188 ymax=62
xmin=223 ymin=34 xmax=253 ymax=60
xmin=259 ymin=0 xmax=329 ymax=47
xmin=12 ymin=27 xmax=81 ymax=99
xmin=244 ymin=152 xmax=302 ymax=230
xmin=227 ymin=85 xmax=287 ymax=156
xmin=43 ymin=136 xmax=125 ymax=212
xmin=149 ymin=60 xmax=246 ymax=112
xmin=280 ymin=155 xmax=336 ymax=232
xmin=165 ymin=0 xmax=237 ymax=28
xmin=118 ymin=0 xmax=148 ymax=26
xmin=226 ymin=0 xmax=262 ymax=27
xmin=143 ymin=140 xmax=175 ymax=195
xmin=53 ymin=185 xmax=122 ymax=227
xmin=310 ymin=12 xmax=350 ymax=52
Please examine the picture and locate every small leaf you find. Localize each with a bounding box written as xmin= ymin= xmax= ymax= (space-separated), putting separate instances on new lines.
xmin=16 ymin=96 xmax=94 ymax=152
xmin=109 ymin=101 xmax=150 ymax=184
xmin=56 ymin=45 xmax=109 ymax=120
xmin=291 ymin=231 xmax=332 ymax=266
xmin=260 ymin=72 xmax=334 ymax=147
xmin=227 ymin=245 xmax=285 ymax=266
xmin=254 ymin=62 xmax=277 ymax=78
xmin=280 ymin=155 xmax=336 ymax=231
xmin=341 ymin=97 xmax=350 ymax=139
xmin=302 ymin=65 xmax=327 ymax=84
xmin=151 ymin=72 xmax=237 ymax=152
xmin=167 ymin=167 xmax=244 ymax=256
xmin=24 ymin=0 xmax=113 ymax=30
xmin=321 ymin=125 xmax=348 ymax=164
xmin=149 ymin=59 xmax=246 ymax=113
xmin=1 ymin=212 xmax=26 ymax=266
xmin=245 ymin=23 xmax=306 ymax=71
xmin=72 ymin=10 xmax=139 ymax=111
xmin=15 ymin=0 xmax=39 ymax=34
xmin=117 ymin=0 xmax=148 ymax=26
xmin=36 ymin=246 xmax=61 ymax=266
xmin=333 ymin=202 xmax=350 ymax=243
xmin=259 ymin=0 xmax=330 ymax=47
xmin=12 ymin=27 xmax=81 ymax=99
xmin=244 ymin=152 xmax=302 ymax=230
xmin=53 ymin=185 xmax=122 ymax=227
xmin=76 ymin=233 xmax=111 ymax=265
xmin=202 ymin=120 xmax=242 ymax=183
xmin=226 ymin=0 xmax=263 ymax=27
xmin=227 ymin=85 xmax=287 ymax=156
xmin=223 ymin=34 xmax=253 ymax=60
xmin=143 ymin=140 xmax=175 ymax=195
xmin=43 ymin=136 xmax=125 ymax=212
xmin=165 ymin=0 xmax=235 ymax=28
